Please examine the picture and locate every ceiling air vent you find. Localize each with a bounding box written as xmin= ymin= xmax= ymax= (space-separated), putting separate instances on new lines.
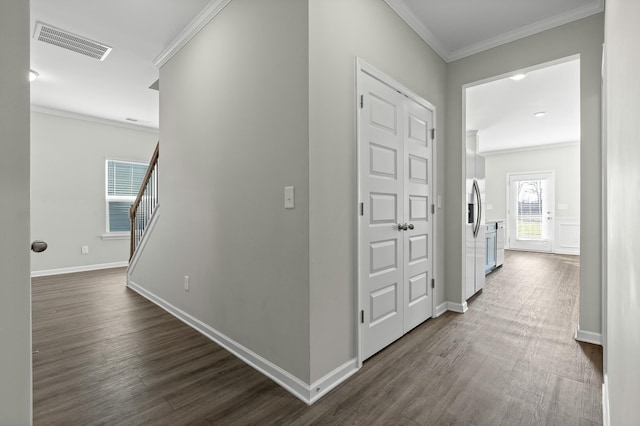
xmin=34 ymin=21 xmax=112 ymax=61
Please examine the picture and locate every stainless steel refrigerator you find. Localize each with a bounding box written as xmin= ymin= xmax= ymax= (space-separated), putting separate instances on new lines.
xmin=466 ymin=132 xmax=485 ymax=300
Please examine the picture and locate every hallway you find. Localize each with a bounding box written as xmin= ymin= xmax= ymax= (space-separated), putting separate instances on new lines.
xmin=32 ymin=251 xmax=602 ymax=425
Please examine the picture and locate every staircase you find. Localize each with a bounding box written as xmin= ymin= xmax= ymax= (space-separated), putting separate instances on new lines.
xmin=129 ymin=142 xmax=159 ymax=260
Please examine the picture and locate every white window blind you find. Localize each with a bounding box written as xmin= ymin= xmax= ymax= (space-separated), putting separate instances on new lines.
xmin=106 ymin=160 xmax=148 ymax=232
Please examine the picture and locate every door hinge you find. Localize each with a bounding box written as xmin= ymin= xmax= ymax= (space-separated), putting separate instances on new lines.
xmin=359 ymin=202 xmax=364 ymax=216
xmin=431 ymin=204 xmax=435 ymax=215
xmin=431 ymin=278 xmax=435 ymax=289
xmin=360 ymin=95 xmax=364 ymax=109
xmin=431 ymin=128 xmax=436 ymax=140
xmin=361 ymin=310 xmax=364 ymax=324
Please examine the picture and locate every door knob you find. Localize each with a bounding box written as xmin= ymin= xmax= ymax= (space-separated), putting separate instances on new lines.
xmin=31 ymin=240 xmax=48 ymax=253
xmin=407 ymin=224 xmax=415 ymax=230
xmin=397 ymin=223 xmax=408 ymax=231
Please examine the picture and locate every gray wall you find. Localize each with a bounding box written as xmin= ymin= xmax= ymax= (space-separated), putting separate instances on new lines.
xmin=308 ymin=0 xmax=447 ymax=382
xmin=131 ymin=0 xmax=311 ymax=382
xmin=445 ymin=14 xmax=604 ymax=333
xmin=0 ymin=1 xmax=31 ymax=424
xmin=132 ymin=0 xmax=447 ymax=385
xmin=604 ymin=0 xmax=640 ymax=423
xmin=31 ymin=111 xmax=157 ymax=273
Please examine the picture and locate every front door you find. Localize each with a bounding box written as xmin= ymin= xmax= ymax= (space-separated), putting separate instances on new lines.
xmin=508 ymin=172 xmax=555 ymax=252
xmin=358 ymin=67 xmax=434 ymax=361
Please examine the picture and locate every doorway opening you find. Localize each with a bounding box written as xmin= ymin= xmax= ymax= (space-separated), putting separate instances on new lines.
xmin=463 ymin=55 xmax=581 ymax=303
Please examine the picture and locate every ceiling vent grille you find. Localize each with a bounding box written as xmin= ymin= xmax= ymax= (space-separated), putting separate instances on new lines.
xmin=34 ymin=21 xmax=112 ymax=61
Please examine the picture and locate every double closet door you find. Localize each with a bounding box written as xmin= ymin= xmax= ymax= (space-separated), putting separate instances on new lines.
xmin=358 ymin=70 xmax=434 ymax=361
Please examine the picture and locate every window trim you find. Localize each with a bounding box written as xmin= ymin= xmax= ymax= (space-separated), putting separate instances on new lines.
xmin=101 ymin=232 xmax=129 ymax=241
xmin=105 ymin=158 xmax=148 ymax=234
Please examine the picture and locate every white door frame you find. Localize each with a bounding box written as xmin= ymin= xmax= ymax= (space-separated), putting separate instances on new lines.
xmin=355 ymin=58 xmax=437 ymax=367
xmin=601 ymin=43 xmax=608 ymax=376
xmin=461 ymin=54 xmax=580 ymax=306
xmin=506 ymin=170 xmax=556 ymax=253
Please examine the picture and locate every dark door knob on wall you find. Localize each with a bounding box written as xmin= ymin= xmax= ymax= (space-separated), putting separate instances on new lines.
xmin=31 ymin=240 xmax=48 ymax=253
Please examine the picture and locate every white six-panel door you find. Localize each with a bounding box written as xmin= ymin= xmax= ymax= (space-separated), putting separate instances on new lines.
xmin=359 ymin=74 xmax=405 ymax=360
xmin=359 ymin=68 xmax=434 ymax=361
xmin=403 ymin=95 xmax=434 ymax=332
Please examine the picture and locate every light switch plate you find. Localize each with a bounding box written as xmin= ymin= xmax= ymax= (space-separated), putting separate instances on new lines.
xmin=558 ymin=203 xmax=569 ymax=210
xmin=486 ymin=204 xmax=493 ymax=210
xmin=437 ymin=195 xmax=442 ymax=209
xmin=285 ymin=186 xmax=295 ymax=209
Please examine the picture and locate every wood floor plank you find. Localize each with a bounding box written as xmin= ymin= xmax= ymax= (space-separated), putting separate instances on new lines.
xmin=32 ymin=252 xmax=602 ymax=425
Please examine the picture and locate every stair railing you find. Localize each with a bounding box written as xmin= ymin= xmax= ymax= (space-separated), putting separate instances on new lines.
xmin=129 ymin=142 xmax=159 ymax=260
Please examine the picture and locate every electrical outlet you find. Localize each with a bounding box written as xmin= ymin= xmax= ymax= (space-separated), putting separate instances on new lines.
xmin=184 ymin=275 xmax=190 ymax=291
xmin=81 ymin=245 xmax=89 ymax=254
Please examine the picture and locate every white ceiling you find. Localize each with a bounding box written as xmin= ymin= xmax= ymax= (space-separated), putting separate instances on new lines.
xmin=29 ymin=0 xmax=602 ymax=132
xmin=30 ymin=0 xmax=209 ymax=129
xmin=384 ymin=0 xmax=604 ymax=62
xmin=466 ymin=59 xmax=581 ymax=153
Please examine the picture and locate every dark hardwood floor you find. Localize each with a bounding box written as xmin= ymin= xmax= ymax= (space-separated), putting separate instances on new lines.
xmin=32 ymin=251 xmax=602 ymax=425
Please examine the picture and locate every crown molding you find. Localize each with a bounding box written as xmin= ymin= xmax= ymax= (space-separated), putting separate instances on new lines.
xmin=383 ymin=0 xmax=604 ymax=64
xmin=155 ymin=0 xmax=604 ymax=67
xmin=153 ymin=0 xmax=233 ymax=68
xmin=448 ymin=1 xmax=604 ymax=62
xmin=30 ymin=105 xmax=159 ymax=134
xmin=480 ymin=140 xmax=579 ymax=156
xmin=383 ymin=0 xmax=450 ymax=62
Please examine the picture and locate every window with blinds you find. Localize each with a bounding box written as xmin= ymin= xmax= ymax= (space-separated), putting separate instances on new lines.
xmin=106 ymin=160 xmax=148 ymax=232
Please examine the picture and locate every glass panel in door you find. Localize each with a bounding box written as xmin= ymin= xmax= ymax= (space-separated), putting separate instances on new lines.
xmin=508 ymin=172 xmax=554 ymax=252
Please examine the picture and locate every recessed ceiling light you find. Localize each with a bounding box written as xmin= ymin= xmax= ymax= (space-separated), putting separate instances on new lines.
xmin=509 ymin=73 xmax=527 ymax=81
xmin=533 ymin=111 xmax=546 ymax=118
xmin=29 ymin=70 xmax=39 ymax=82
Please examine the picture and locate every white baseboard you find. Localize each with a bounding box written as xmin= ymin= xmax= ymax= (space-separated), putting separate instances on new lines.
xmin=448 ymin=301 xmax=468 ymax=313
xmin=554 ymin=248 xmax=580 ymax=256
xmin=434 ymin=301 xmax=468 ymax=315
xmin=127 ymin=280 xmax=357 ymax=405
xmin=434 ymin=302 xmax=448 ymax=317
xmin=309 ymin=359 xmax=358 ymax=404
xmin=575 ymin=328 xmax=603 ymax=345
xmin=31 ymin=261 xmax=128 ymax=278
xmin=602 ymin=374 xmax=610 ymax=426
